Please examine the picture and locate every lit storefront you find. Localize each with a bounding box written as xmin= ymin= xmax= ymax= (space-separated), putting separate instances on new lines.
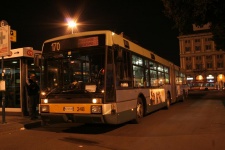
xmin=187 ymin=74 xmax=224 ymax=90
xmin=217 ymin=74 xmax=225 ymax=90
xmin=0 ymin=47 xmax=40 ymax=115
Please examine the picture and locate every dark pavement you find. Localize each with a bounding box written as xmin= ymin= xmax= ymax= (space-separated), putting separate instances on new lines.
xmin=0 ymin=114 xmax=42 ymax=134
xmin=0 ymin=90 xmax=224 ymax=135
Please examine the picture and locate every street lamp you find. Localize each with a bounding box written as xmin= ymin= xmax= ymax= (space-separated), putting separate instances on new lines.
xmin=67 ymin=20 xmax=76 ymax=34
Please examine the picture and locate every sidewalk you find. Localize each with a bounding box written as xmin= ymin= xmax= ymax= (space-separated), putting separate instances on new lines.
xmin=0 ymin=115 xmax=42 ymax=134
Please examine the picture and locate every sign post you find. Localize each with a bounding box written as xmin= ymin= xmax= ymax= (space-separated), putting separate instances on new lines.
xmin=10 ymin=29 xmax=17 ymax=42
xmin=0 ymin=20 xmax=11 ymax=124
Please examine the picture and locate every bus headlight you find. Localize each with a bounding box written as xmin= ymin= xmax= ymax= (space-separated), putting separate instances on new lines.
xmin=41 ymin=99 xmax=48 ymax=104
xmin=92 ymin=98 xmax=102 ymax=104
xmin=40 ymin=105 xmax=49 ymax=112
xmin=91 ymin=105 xmax=102 ymax=114
xmin=41 ymin=91 xmax=46 ymax=96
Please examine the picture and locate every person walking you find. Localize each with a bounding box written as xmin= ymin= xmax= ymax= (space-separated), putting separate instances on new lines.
xmin=26 ymin=73 xmax=40 ymax=120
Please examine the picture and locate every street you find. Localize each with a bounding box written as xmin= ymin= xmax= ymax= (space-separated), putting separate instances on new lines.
xmin=0 ymin=90 xmax=225 ymax=150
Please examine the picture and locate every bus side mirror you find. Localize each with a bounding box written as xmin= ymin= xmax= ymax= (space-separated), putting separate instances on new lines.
xmin=34 ymin=53 xmax=41 ymax=67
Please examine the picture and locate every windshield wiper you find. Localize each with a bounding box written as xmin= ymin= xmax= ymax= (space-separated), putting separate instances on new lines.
xmin=46 ymin=87 xmax=60 ymax=96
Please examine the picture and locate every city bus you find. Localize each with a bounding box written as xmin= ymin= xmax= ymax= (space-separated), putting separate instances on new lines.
xmin=37 ymin=30 xmax=188 ymax=125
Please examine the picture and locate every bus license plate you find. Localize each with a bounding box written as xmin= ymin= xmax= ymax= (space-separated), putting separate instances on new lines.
xmin=63 ymin=106 xmax=85 ymax=112
xmin=63 ymin=106 xmax=74 ymax=111
xmin=76 ymin=106 xmax=85 ymax=112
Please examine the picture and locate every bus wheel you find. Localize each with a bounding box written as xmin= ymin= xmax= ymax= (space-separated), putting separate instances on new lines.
xmin=166 ymin=94 xmax=170 ymax=109
xmin=133 ymin=97 xmax=144 ymax=124
xmin=182 ymin=94 xmax=186 ymax=102
xmin=182 ymin=90 xmax=186 ymax=102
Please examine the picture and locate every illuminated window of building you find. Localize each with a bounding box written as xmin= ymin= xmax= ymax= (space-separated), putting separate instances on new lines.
xmin=206 ymin=75 xmax=214 ymax=82
xmin=196 ymin=75 xmax=203 ymax=81
xmin=217 ymin=74 xmax=224 ymax=83
xmin=187 ymin=76 xmax=193 ymax=81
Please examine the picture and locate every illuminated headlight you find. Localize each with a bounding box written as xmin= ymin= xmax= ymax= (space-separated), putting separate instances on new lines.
xmin=41 ymin=91 xmax=46 ymax=96
xmin=40 ymin=105 xmax=49 ymax=112
xmin=92 ymin=98 xmax=102 ymax=104
xmin=41 ymin=99 xmax=48 ymax=104
xmin=91 ymin=105 xmax=102 ymax=114
xmin=40 ymin=91 xmax=47 ymax=98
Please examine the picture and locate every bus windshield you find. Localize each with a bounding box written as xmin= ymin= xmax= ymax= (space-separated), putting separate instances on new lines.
xmin=41 ymin=48 xmax=105 ymax=95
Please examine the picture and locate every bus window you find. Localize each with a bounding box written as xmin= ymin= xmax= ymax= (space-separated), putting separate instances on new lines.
xmin=158 ymin=71 xmax=165 ymax=85
xmin=132 ymin=55 xmax=144 ymax=87
xmin=164 ymin=67 xmax=170 ymax=84
xmin=150 ymin=70 xmax=158 ymax=86
xmin=106 ymin=48 xmax=115 ymax=102
xmin=133 ymin=66 xmax=144 ymax=87
xmin=41 ymin=48 xmax=105 ymax=93
xmin=115 ymin=48 xmax=132 ymax=88
xmin=165 ymin=73 xmax=170 ymax=84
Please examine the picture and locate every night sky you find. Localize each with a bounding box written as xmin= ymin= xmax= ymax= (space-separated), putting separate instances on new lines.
xmin=0 ymin=0 xmax=180 ymax=65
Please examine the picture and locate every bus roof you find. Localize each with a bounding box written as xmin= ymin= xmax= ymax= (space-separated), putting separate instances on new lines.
xmin=42 ymin=30 xmax=177 ymax=68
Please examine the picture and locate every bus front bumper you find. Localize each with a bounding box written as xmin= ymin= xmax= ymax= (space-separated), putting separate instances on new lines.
xmin=40 ymin=113 xmax=105 ymax=124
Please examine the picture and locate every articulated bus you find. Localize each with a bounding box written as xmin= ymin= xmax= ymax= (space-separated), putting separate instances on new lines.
xmin=37 ymin=30 xmax=188 ymax=125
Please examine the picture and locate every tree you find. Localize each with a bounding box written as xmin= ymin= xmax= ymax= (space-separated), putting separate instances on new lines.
xmin=162 ymin=0 xmax=225 ymax=50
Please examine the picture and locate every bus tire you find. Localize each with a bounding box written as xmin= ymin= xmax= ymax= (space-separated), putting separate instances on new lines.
xmin=181 ymin=94 xmax=185 ymax=102
xmin=181 ymin=90 xmax=186 ymax=102
xmin=166 ymin=92 xmax=171 ymax=109
xmin=132 ymin=97 xmax=144 ymax=124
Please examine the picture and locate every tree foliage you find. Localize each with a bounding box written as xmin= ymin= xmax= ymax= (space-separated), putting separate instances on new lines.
xmin=162 ymin=0 xmax=225 ymax=50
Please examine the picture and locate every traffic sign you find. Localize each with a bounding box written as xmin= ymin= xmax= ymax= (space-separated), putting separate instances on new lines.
xmin=10 ymin=29 xmax=16 ymax=42
xmin=0 ymin=20 xmax=11 ymax=56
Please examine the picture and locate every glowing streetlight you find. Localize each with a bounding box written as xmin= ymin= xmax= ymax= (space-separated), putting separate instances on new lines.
xmin=67 ymin=20 xmax=76 ymax=34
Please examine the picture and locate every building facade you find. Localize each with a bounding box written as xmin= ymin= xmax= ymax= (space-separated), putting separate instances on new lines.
xmin=178 ymin=24 xmax=225 ymax=90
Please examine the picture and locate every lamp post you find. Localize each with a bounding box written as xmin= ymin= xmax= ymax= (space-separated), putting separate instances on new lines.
xmin=67 ymin=20 xmax=76 ymax=34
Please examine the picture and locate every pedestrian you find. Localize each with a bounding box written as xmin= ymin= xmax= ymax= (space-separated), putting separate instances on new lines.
xmin=26 ymin=73 xmax=40 ymax=120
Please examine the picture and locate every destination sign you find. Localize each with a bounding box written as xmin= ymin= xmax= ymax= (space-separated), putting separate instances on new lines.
xmin=78 ymin=36 xmax=98 ymax=47
xmin=43 ymin=34 xmax=105 ymax=53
